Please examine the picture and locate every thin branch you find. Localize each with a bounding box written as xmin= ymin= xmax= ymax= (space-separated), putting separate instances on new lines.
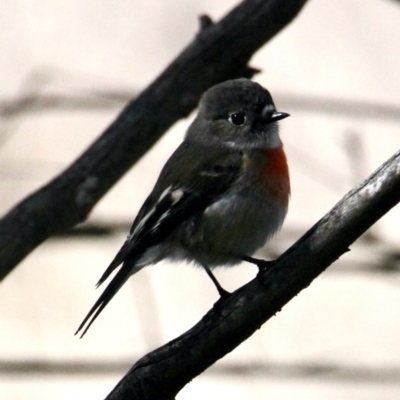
xmin=0 ymin=0 xmax=309 ymax=280
xmin=104 ymin=150 xmax=400 ymax=399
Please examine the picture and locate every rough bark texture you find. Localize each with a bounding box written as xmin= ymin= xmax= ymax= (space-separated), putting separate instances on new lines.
xmin=105 ymin=151 xmax=400 ymax=400
xmin=0 ymin=0 xmax=309 ymax=280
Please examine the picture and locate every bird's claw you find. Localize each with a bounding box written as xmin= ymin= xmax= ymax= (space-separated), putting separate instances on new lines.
xmin=240 ymin=255 xmax=276 ymax=271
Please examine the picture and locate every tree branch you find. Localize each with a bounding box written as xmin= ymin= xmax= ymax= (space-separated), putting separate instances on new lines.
xmin=104 ymin=150 xmax=400 ymax=400
xmin=0 ymin=0 xmax=309 ymax=280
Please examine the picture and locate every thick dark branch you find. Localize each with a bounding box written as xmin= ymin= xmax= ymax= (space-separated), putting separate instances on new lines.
xmin=105 ymin=150 xmax=400 ymax=400
xmin=0 ymin=0 xmax=308 ymax=280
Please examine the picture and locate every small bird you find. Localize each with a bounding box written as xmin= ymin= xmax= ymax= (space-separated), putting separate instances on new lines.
xmin=76 ymin=78 xmax=290 ymax=337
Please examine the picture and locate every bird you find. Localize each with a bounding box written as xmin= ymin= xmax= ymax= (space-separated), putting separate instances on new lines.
xmin=76 ymin=78 xmax=290 ymax=337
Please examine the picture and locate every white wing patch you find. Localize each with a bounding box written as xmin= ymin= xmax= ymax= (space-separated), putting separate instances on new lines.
xmin=169 ymin=188 xmax=184 ymax=203
xmin=151 ymin=188 xmax=184 ymax=232
xmin=129 ymin=186 xmax=184 ymax=240
xmin=128 ymin=186 xmax=171 ymax=239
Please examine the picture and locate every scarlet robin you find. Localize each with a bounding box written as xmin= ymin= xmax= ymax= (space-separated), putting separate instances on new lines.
xmin=76 ymin=78 xmax=290 ymax=337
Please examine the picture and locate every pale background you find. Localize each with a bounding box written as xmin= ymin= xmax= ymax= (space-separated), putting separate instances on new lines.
xmin=1 ymin=0 xmax=400 ymax=399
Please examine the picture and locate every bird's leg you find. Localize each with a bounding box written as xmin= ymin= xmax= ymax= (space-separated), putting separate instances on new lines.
xmin=240 ymin=255 xmax=276 ymax=270
xmin=201 ymin=264 xmax=230 ymax=297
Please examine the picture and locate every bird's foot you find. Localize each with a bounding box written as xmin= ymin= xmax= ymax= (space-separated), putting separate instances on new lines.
xmin=213 ymin=288 xmax=231 ymax=314
xmin=217 ymin=285 xmax=231 ymax=298
xmin=202 ymin=263 xmax=230 ymax=298
xmin=240 ymin=255 xmax=276 ymax=271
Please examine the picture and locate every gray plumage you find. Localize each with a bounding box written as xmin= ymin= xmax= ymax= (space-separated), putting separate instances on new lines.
xmin=76 ymin=79 xmax=290 ymax=337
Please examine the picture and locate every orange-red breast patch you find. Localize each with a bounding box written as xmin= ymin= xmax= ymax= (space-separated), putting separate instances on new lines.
xmin=260 ymin=148 xmax=290 ymax=207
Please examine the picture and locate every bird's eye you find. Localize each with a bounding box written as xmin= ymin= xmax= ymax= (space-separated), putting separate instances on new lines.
xmin=228 ymin=112 xmax=246 ymax=126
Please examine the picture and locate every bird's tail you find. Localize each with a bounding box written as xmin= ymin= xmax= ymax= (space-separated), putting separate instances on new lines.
xmin=75 ymin=261 xmax=141 ymax=338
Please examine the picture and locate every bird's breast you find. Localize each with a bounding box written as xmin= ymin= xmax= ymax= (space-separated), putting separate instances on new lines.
xmin=255 ymin=147 xmax=290 ymax=209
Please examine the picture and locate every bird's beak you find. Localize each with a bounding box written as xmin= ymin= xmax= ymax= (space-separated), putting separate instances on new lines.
xmin=266 ymin=110 xmax=290 ymax=123
xmin=261 ymin=104 xmax=289 ymax=123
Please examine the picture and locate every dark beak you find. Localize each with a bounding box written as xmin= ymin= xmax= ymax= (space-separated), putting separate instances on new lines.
xmin=265 ymin=110 xmax=290 ymax=123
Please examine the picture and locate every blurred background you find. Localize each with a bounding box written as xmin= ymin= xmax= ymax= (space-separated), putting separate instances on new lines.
xmin=1 ymin=0 xmax=400 ymax=399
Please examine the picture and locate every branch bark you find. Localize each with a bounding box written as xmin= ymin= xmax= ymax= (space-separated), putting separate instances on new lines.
xmin=0 ymin=0 xmax=309 ymax=280
xmin=105 ymin=150 xmax=400 ymax=400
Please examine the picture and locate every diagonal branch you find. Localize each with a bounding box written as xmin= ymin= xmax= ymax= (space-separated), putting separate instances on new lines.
xmin=0 ymin=0 xmax=309 ymax=280
xmin=105 ymin=150 xmax=400 ymax=400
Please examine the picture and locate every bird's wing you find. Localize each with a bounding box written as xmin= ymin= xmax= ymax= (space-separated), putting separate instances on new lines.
xmin=76 ymin=142 xmax=243 ymax=337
